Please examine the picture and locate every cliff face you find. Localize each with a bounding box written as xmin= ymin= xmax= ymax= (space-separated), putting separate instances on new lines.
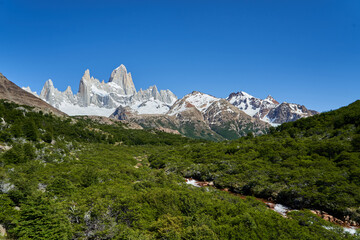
xmin=108 ymin=64 xmax=136 ymax=95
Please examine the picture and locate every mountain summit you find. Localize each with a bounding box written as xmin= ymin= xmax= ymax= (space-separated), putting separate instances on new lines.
xmin=108 ymin=64 xmax=136 ymax=95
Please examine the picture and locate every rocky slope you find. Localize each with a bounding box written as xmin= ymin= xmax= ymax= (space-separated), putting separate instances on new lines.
xmin=111 ymin=91 xmax=270 ymax=140
xmin=37 ymin=65 xmax=177 ymax=116
xmin=227 ymin=91 xmax=318 ymax=125
xmin=0 ymin=73 xmax=65 ymax=116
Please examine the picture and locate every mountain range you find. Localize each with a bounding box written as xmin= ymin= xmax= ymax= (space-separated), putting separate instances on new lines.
xmin=21 ymin=64 xmax=318 ymax=140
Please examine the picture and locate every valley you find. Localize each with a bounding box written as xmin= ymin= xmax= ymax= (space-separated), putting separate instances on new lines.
xmin=0 ymin=74 xmax=358 ymax=239
xmin=2 ymin=1 xmax=358 ymax=239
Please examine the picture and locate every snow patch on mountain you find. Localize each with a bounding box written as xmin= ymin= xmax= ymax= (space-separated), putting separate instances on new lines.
xmin=185 ymin=92 xmax=219 ymax=112
xmin=131 ymin=99 xmax=173 ymax=115
xmin=58 ymin=102 xmax=116 ymax=117
xmin=168 ymin=91 xmax=219 ymax=116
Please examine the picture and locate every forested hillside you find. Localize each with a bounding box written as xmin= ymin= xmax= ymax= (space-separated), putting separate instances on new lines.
xmin=0 ymin=99 xmax=359 ymax=239
xmin=150 ymin=100 xmax=360 ymax=224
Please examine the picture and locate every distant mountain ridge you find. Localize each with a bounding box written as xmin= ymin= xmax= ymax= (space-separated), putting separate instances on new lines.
xmin=227 ymin=91 xmax=318 ymax=125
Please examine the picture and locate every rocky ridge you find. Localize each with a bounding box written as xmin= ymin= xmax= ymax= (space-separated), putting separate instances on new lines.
xmin=227 ymin=91 xmax=318 ymax=125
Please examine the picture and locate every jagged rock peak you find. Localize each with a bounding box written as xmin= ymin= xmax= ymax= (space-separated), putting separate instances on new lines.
xmin=116 ymin=64 xmax=127 ymax=71
xmin=40 ymin=79 xmax=56 ymax=99
xmin=44 ymin=79 xmax=54 ymax=87
xmin=131 ymin=85 xmax=177 ymax=107
xmin=64 ymin=86 xmax=73 ymax=95
xmin=149 ymin=85 xmax=158 ymax=90
xmin=265 ymin=95 xmax=279 ymax=104
xmin=65 ymin=86 xmax=72 ymax=92
xmin=147 ymin=85 xmax=159 ymax=94
xmin=82 ymin=69 xmax=91 ymax=81
xmin=108 ymin=64 xmax=136 ymax=95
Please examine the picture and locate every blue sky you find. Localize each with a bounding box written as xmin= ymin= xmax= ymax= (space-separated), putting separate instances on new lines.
xmin=0 ymin=0 xmax=359 ymax=112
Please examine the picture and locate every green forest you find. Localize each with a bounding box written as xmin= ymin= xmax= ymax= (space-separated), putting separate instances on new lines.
xmin=0 ymin=99 xmax=359 ymax=239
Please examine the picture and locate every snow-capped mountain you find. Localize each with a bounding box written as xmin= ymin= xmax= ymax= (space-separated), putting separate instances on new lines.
xmin=168 ymin=91 xmax=269 ymax=136
xmin=111 ymin=91 xmax=270 ymax=140
xmin=23 ymin=64 xmax=317 ymax=139
xmin=38 ymin=65 xmax=177 ymax=116
xmin=227 ymin=91 xmax=318 ymax=125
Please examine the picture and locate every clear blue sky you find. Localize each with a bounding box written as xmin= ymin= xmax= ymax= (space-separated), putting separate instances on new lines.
xmin=0 ymin=0 xmax=359 ymax=112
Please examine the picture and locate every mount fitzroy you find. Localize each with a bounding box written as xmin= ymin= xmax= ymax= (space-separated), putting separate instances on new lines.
xmin=28 ymin=64 xmax=177 ymax=117
xmin=25 ymin=64 xmax=318 ymax=140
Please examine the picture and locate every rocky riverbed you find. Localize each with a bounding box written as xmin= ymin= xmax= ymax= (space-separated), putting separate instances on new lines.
xmin=185 ymin=178 xmax=359 ymax=235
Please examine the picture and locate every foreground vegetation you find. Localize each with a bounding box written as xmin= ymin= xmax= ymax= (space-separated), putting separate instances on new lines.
xmin=151 ymin=101 xmax=360 ymax=223
xmin=0 ymin=100 xmax=359 ymax=239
